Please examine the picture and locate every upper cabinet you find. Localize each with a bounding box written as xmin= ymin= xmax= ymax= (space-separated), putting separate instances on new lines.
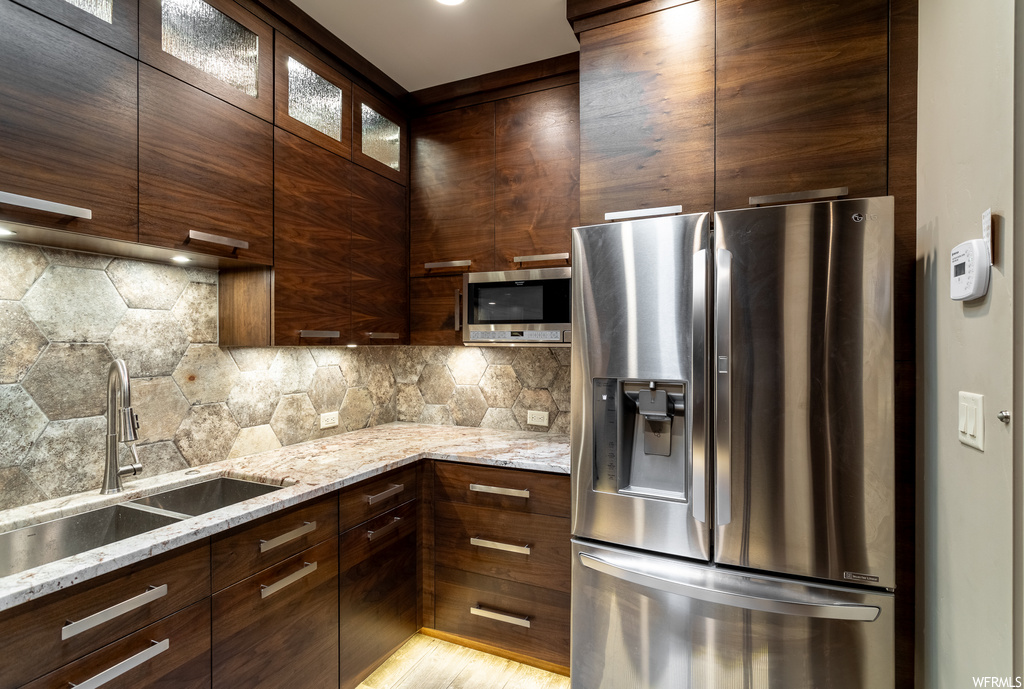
xmin=274 ymin=33 xmax=353 ymax=159
xmin=714 ymin=0 xmax=888 ymax=210
xmin=494 ymin=85 xmax=579 ymax=270
xmin=578 ymin=0 xmax=715 ymax=225
xmin=139 ymin=0 xmax=274 ymax=120
xmin=0 ymin=0 xmax=138 ymax=242
xmin=353 ymin=86 xmax=407 ymax=186
xmin=12 ymin=0 xmax=139 ymax=56
xmin=410 ymin=102 xmax=496 ymax=277
xmin=139 ymin=65 xmax=274 ymax=264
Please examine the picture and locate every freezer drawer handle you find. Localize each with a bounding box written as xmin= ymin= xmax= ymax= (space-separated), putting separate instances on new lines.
xmin=260 ymin=561 xmax=317 ymax=599
xmin=0 ymin=190 xmax=92 ymax=219
xmin=366 ymin=483 xmax=404 ymax=505
xmin=470 ymin=605 xmax=532 ymax=628
xmin=259 ymin=521 xmax=316 ymax=553
xmin=578 ymin=553 xmax=881 ymax=622
xmin=69 ymin=639 xmax=169 ymax=689
xmin=62 ymin=584 xmax=168 ymax=640
xmin=470 ymin=537 xmax=531 ymax=555
xmin=469 ymin=484 xmax=530 ymax=499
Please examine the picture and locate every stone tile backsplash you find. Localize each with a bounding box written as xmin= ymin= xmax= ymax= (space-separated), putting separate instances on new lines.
xmin=0 ymin=243 xmax=570 ymax=511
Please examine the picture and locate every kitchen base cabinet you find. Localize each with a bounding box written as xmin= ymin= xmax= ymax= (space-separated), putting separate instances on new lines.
xmin=212 ymin=537 xmax=340 ymax=689
xmin=339 ymin=501 xmax=418 ymax=689
xmin=22 ymin=600 xmax=211 ymax=689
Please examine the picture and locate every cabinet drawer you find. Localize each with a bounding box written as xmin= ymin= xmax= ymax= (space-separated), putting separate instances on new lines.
xmin=340 ymin=464 xmax=419 ymax=533
xmin=212 ymin=537 xmax=339 ymax=689
xmin=211 ymin=495 xmax=337 ymax=591
xmin=434 ymin=502 xmax=570 ymax=593
xmin=0 ymin=542 xmax=209 ymax=689
xmin=434 ymin=462 xmax=570 ymax=517
xmin=434 ymin=567 xmax=570 ymax=668
xmin=23 ymin=599 xmax=211 ymax=689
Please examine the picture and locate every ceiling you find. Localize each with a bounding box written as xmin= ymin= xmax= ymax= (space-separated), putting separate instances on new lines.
xmin=288 ymin=0 xmax=581 ymax=93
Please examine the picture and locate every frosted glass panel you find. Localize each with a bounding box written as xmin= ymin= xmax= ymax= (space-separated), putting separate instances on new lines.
xmin=64 ymin=0 xmax=113 ymax=23
xmin=161 ymin=0 xmax=258 ymax=97
xmin=287 ymin=58 xmax=343 ymax=142
xmin=361 ymin=104 xmax=401 ymax=171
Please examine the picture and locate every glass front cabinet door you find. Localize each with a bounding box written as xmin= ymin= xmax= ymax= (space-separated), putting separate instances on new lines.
xmin=354 ymin=86 xmax=406 ymax=186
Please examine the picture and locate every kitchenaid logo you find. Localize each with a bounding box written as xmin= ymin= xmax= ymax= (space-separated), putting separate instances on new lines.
xmin=843 ymin=571 xmax=879 ymax=583
xmin=973 ymin=677 xmax=1023 ymax=687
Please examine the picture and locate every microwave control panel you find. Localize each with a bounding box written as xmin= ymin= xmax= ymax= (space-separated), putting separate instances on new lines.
xmin=469 ymin=330 xmax=563 ymax=342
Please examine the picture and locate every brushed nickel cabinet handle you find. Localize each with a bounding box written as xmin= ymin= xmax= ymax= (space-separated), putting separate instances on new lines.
xmin=367 ymin=332 xmax=400 ymax=339
xmin=299 ymin=330 xmax=341 ymax=338
xmin=259 ymin=521 xmax=316 ymax=553
xmin=469 ymin=483 xmax=530 ymax=499
xmin=470 ymin=537 xmax=531 ymax=555
xmin=366 ymin=483 xmax=404 ymax=505
xmin=513 ymin=253 xmax=570 ymax=263
xmin=470 ymin=605 xmax=531 ymax=628
xmin=0 ymin=190 xmax=92 ymax=219
xmin=367 ymin=517 xmax=402 ymax=541
xmin=604 ymin=205 xmax=683 ymax=221
xmin=425 ymin=259 xmax=471 ymax=269
xmin=260 ymin=561 xmax=317 ymax=599
xmin=748 ymin=187 xmax=849 ymax=206
xmin=62 ymin=584 xmax=168 ymax=640
xmin=185 ymin=229 xmax=249 ymax=251
xmin=69 ymin=639 xmax=169 ymax=689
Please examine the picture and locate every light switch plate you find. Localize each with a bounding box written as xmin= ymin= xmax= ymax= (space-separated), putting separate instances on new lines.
xmin=320 ymin=411 xmax=339 ymax=429
xmin=527 ymin=410 xmax=549 ymax=427
xmin=958 ymin=391 xmax=984 ymax=450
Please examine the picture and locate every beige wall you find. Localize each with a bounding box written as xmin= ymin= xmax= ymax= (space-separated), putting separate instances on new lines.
xmin=918 ymin=1 xmax=1017 ymax=686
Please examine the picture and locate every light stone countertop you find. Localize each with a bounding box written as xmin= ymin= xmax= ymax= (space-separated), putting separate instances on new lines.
xmin=0 ymin=422 xmax=570 ymax=613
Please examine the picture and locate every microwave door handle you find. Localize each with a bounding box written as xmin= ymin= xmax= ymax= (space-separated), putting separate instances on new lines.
xmin=715 ymin=249 xmax=732 ymax=526
xmin=691 ymin=249 xmax=707 ymax=523
xmin=454 ymin=289 xmax=461 ymax=332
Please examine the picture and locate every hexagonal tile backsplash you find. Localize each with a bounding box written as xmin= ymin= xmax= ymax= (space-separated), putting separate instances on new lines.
xmin=0 ymin=243 xmax=570 ymax=511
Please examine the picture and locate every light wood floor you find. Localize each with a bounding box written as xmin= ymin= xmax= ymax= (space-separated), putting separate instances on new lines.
xmin=357 ymin=634 xmax=571 ymax=689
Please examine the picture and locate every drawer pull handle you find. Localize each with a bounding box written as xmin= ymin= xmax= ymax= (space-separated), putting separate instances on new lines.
xmin=367 ymin=517 xmax=402 ymax=541
xmin=62 ymin=584 xmax=168 ymax=641
xmin=259 ymin=521 xmax=316 ymax=553
xmin=425 ymin=259 xmax=471 ymax=270
xmin=471 ymin=537 xmax=531 ymax=555
xmin=185 ymin=229 xmax=249 ymax=251
xmin=367 ymin=332 xmax=400 ymax=339
xmin=0 ymin=190 xmax=92 ymax=219
xmin=299 ymin=330 xmax=341 ymax=339
xmin=260 ymin=561 xmax=317 ymax=599
xmin=366 ymin=483 xmax=404 ymax=505
xmin=513 ymin=253 xmax=570 ymax=264
xmin=69 ymin=638 xmax=169 ymax=689
xmin=469 ymin=484 xmax=530 ymax=499
xmin=470 ymin=605 xmax=531 ymax=629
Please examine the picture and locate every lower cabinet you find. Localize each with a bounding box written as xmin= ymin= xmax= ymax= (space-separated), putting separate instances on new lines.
xmin=212 ymin=537 xmax=340 ymax=689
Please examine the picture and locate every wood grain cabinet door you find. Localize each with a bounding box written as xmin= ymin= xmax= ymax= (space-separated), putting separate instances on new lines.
xmin=272 ymin=127 xmax=353 ymax=346
xmin=578 ymin=0 xmax=715 ymax=225
xmin=10 ymin=0 xmax=138 ymax=57
xmin=410 ymin=102 xmax=495 ymax=276
xmin=0 ymin=0 xmax=138 ymax=242
xmin=139 ymin=65 xmax=273 ymax=264
xmin=714 ymin=0 xmax=889 ymax=210
xmin=409 ymin=275 xmax=464 ymax=346
xmin=494 ymin=85 xmax=579 ymax=271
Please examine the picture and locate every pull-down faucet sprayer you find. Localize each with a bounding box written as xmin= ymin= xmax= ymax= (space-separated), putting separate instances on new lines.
xmin=101 ymin=359 xmax=143 ymax=494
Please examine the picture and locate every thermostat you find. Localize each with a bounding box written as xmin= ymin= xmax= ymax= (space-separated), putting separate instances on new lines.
xmin=950 ymin=238 xmax=990 ymax=301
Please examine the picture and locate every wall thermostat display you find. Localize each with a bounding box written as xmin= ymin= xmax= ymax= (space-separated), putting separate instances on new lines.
xmin=950 ymin=238 xmax=990 ymax=301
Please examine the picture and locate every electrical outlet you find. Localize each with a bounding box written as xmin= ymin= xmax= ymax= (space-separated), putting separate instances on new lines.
xmin=319 ymin=411 xmax=339 ymax=429
xmin=527 ymin=410 xmax=549 ymax=427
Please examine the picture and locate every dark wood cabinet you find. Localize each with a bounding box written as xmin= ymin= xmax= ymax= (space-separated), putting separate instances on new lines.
xmin=714 ymin=0 xmax=889 ymax=210
xmin=11 ymin=0 xmax=138 ymax=56
xmin=410 ymin=102 xmax=496 ymax=277
xmin=0 ymin=0 xmax=138 ymax=243
xmin=139 ymin=65 xmax=273 ymax=264
xmin=578 ymin=0 xmax=715 ymax=224
xmin=212 ymin=537 xmax=339 ymax=689
xmin=494 ymin=85 xmax=579 ymax=271
xmin=410 ymin=275 xmax=464 ymax=346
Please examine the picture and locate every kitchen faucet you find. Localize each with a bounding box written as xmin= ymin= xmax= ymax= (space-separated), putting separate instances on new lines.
xmin=102 ymin=359 xmax=143 ymax=494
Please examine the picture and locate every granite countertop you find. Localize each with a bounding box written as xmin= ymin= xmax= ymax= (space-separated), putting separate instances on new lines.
xmin=0 ymin=422 xmax=570 ymax=613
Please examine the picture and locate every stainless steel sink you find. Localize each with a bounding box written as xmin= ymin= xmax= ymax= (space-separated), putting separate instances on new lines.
xmin=0 ymin=504 xmax=181 ymax=578
xmin=128 ymin=477 xmax=282 ymax=518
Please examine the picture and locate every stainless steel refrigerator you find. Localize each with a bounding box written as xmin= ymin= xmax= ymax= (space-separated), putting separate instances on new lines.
xmin=569 ymin=196 xmax=895 ymax=688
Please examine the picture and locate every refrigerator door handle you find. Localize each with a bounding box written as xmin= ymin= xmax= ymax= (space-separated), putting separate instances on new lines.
xmin=715 ymin=248 xmax=732 ymax=525
xmin=578 ymin=552 xmax=881 ymax=622
xmin=691 ymin=249 xmax=707 ymax=523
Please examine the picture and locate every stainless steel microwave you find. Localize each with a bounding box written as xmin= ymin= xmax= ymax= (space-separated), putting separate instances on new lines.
xmin=461 ymin=267 xmax=571 ymax=346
